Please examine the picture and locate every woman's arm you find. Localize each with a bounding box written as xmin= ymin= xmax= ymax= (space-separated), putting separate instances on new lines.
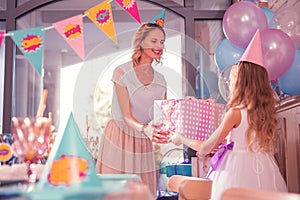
xmin=114 ymin=82 xmax=144 ymax=132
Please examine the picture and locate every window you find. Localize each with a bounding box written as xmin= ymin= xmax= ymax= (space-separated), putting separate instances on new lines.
xmin=13 ymin=0 xmax=185 ymax=138
xmin=0 ymin=21 xmax=5 ymax=131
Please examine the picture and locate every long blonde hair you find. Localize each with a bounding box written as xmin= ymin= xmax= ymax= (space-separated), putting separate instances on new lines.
xmin=227 ymin=61 xmax=279 ymax=153
xmin=131 ymin=23 xmax=165 ymax=67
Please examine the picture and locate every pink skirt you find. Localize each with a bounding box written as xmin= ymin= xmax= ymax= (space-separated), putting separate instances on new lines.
xmin=96 ymin=120 xmax=157 ymax=196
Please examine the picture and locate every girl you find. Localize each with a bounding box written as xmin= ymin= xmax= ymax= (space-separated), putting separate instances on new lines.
xmin=170 ymin=31 xmax=287 ymax=199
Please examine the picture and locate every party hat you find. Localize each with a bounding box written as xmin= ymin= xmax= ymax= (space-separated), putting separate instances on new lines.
xmin=24 ymin=113 xmax=123 ymax=199
xmin=239 ymin=29 xmax=264 ymax=67
xmin=149 ymin=9 xmax=165 ymax=28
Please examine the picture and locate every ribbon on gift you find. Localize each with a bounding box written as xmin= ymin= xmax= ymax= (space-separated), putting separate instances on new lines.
xmin=206 ymin=141 xmax=234 ymax=179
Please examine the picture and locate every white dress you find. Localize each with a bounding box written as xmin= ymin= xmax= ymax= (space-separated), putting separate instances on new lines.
xmin=211 ymin=108 xmax=288 ymax=200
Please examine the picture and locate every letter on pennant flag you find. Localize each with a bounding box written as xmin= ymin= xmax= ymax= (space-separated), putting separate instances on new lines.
xmin=84 ymin=0 xmax=117 ymax=44
xmin=53 ymin=14 xmax=85 ymax=60
xmin=0 ymin=32 xmax=4 ymax=48
xmin=9 ymin=27 xmax=45 ymax=75
xmin=114 ymin=0 xmax=141 ymax=23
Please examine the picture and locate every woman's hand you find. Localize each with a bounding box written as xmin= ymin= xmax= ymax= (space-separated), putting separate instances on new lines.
xmin=143 ymin=121 xmax=169 ymax=143
xmin=152 ymin=131 xmax=170 ymax=144
xmin=185 ymin=96 xmax=196 ymax=100
xmin=143 ymin=123 xmax=155 ymax=139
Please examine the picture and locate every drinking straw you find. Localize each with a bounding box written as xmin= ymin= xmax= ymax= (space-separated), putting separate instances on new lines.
xmin=36 ymin=89 xmax=48 ymax=118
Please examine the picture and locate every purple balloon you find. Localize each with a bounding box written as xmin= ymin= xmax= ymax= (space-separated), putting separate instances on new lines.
xmin=223 ymin=1 xmax=268 ymax=49
xmin=261 ymin=29 xmax=295 ymax=81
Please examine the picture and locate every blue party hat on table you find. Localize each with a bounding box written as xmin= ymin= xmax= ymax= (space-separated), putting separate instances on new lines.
xmin=149 ymin=9 xmax=165 ymax=28
xmin=24 ymin=113 xmax=123 ymax=199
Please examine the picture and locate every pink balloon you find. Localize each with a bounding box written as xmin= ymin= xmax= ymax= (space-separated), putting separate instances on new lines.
xmin=261 ymin=29 xmax=296 ymax=80
xmin=223 ymin=1 xmax=268 ymax=49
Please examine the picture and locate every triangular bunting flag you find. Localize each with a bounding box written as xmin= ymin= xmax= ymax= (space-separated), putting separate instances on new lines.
xmin=149 ymin=9 xmax=165 ymax=28
xmin=84 ymin=0 xmax=118 ymax=44
xmin=114 ymin=0 xmax=141 ymax=23
xmin=53 ymin=14 xmax=85 ymax=60
xmin=0 ymin=32 xmax=4 ymax=48
xmin=9 ymin=27 xmax=45 ymax=75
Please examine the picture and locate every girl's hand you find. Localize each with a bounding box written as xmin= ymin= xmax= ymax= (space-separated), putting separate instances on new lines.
xmin=169 ymin=132 xmax=184 ymax=146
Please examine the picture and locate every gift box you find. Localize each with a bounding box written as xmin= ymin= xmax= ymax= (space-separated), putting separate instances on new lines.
xmin=153 ymin=99 xmax=225 ymax=140
xmin=191 ymin=157 xmax=210 ymax=178
xmin=166 ymin=164 xmax=192 ymax=177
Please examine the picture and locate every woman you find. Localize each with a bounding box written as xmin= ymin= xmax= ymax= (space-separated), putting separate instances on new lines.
xmin=96 ymin=23 xmax=167 ymax=197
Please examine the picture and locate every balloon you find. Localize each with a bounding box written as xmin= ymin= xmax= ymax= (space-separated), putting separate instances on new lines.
xmin=278 ymin=50 xmax=300 ymax=95
xmin=214 ymin=39 xmax=244 ymax=71
xmin=261 ymin=28 xmax=295 ymax=80
xmin=223 ymin=1 xmax=268 ymax=49
xmin=218 ymin=65 xmax=233 ymax=102
xmin=260 ymin=6 xmax=275 ymax=26
xmin=196 ymin=69 xmax=226 ymax=103
xmin=292 ymin=24 xmax=300 ymax=49
xmin=270 ymin=6 xmax=299 ymax=38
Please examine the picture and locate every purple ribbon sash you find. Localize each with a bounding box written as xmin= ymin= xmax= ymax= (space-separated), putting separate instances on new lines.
xmin=206 ymin=141 xmax=234 ymax=179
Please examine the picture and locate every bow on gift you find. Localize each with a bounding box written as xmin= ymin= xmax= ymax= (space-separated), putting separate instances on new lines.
xmin=206 ymin=141 xmax=234 ymax=179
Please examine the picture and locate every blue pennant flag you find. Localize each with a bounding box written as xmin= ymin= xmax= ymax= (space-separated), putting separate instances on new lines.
xmin=9 ymin=27 xmax=45 ymax=75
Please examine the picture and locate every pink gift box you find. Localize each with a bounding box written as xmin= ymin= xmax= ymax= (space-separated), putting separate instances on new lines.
xmin=153 ymin=99 xmax=225 ymax=141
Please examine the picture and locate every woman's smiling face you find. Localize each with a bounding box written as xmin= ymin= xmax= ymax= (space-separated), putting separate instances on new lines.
xmin=140 ymin=28 xmax=165 ymax=61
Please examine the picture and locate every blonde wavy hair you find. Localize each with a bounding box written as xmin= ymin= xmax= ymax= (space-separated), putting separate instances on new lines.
xmin=131 ymin=23 xmax=165 ymax=67
xmin=227 ymin=61 xmax=279 ymax=153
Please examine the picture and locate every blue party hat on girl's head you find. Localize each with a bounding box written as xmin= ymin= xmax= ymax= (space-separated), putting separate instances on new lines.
xmin=149 ymin=9 xmax=165 ymax=28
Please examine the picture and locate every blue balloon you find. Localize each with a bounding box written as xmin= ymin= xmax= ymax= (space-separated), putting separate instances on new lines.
xmin=278 ymin=50 xmax=300 ymax=95
xmin=260 ymin=6 xmax=275 ymax=26
xmin=214 ymin=39 xmax=244 ymax=71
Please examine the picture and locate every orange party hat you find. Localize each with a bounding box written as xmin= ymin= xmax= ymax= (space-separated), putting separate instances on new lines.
xmin=239 ymin=29 xmax=264 ymax=67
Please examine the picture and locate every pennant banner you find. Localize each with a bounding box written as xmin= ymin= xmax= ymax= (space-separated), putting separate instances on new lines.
xmin=85 ymin=0 xmax=118 ymax=44
xmin=114 ymin=0 xmax=141 ymax=23
xmin=53 ymin=14 xmax=85 ymax=60
xmin=9 ymin=27 xmax=45 ymax=75
xmin=0 ymin=1 xmax=169 ymax=75
xmin=0 ymin=32 xmax=4 ymax=48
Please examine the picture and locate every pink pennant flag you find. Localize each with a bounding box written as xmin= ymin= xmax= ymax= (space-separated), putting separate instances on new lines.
xmin=53 ymin=14 xmax=85 ymax=60
xmin=114 ymin=0 xmax=141 ymax=23
xmin=0 ymin=32 xmax=4 ymax=47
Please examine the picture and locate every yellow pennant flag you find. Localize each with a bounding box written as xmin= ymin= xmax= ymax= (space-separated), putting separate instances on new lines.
xmin=85 ymin=0 xmax=117 ymax=44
